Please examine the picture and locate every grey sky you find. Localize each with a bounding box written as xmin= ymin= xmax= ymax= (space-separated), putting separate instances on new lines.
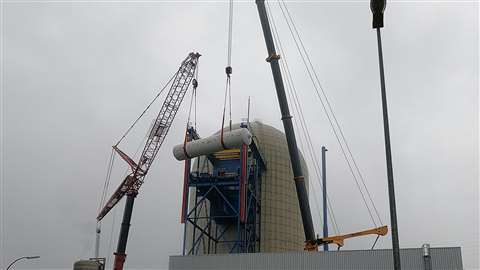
xmin=1 ymin=1 xmax=478 ymax=269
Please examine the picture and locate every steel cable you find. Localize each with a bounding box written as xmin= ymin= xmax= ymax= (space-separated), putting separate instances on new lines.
xmin=227 ymin=0 xmax=234 ymax=68
xmin=276 ymin=0 xmax=382 ymax=227
xmin=114 ymin=71 xmax=177 ymax=147
xmin=105 ymin=128 xmax=151 ymax=266
xmin=266 ymin=2 xmax=341 ymax=235
xmin=279 ymin=0 xmax=383 ymax=226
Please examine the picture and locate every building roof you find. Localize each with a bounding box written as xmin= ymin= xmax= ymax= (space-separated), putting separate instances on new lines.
xmin=169 ymin=247 xmax=463 ymax=270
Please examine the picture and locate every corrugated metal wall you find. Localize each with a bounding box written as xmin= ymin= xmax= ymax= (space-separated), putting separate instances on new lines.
xmin=169 ymin=247 xmax=463 ymax=270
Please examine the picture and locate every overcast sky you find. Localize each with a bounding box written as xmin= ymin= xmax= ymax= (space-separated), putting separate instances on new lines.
xmin=1 ymin=0 xmax=478 ymax=269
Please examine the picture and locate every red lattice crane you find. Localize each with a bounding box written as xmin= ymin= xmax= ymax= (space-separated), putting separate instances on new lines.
xmin=97 ymin=52 xmax=200 ymax=270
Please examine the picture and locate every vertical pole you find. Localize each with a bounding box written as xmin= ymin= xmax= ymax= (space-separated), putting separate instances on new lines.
xmin=321 ymin=146 xmax=328 ymax=251
xmin=370 ymin=0 xmax=400 ymax=268
xmin=95 ymin=224 xmax=101 ymax=258
xmin=181 ymin=158 xmax=190 ymax=256
xmin=207 ymin=216 xmax=212 ymax=254
xmin=182 ymin=216 xmax=187 ymax=256
xmin=375 ymin=27 xmax=401 ymax=270
xmin=255 ymin=0 xmax=316 ymax=245
xmin=247 ymin=96 xmax=251 ymax=127
xmin=113 ymin=193 xmax=135 ymax=270
xmin=256 ymin=162 xmax=261 ymax=253
xmin=181 ymin=159 xmax=191 ymax=224
xmin=191 ymin=190 xmax=198 ymax=255
xmin=422 ymin=244 xmax=432 ymax=270
xmin=240 ymin=144 xmax=247 ymax=223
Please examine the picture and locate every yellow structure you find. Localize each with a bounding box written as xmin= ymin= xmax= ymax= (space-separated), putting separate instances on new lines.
xmin=250 ymin=121 xmax=308 ymax=252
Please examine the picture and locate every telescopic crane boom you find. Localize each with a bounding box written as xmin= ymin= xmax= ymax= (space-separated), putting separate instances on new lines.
xmin=255 ymin=0 xmax=316 ymax=248
xmin=255 ymin=0 xmax=387 ymax=251
xmin=97 ymin=52 xmax=201 ymax=270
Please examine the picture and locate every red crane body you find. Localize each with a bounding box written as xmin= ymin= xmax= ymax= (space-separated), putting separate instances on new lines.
xmin=97 ymin=52 xmax=201 ymax=270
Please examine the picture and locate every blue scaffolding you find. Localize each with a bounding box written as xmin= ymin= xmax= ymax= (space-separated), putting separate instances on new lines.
xmin=181 ymin=125 xmax=265 ymax=255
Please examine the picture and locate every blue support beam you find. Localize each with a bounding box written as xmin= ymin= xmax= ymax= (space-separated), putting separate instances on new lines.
xmin=182 ymin=130 xmax=265 ymax=255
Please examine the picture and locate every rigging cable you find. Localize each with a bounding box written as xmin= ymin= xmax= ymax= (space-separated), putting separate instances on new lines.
xmin=266 ymin=1 xmax=324 ymax=233
xmin=227 ymin=0 xmax=233 ymax=131
xmin=221 ymin=0 xmax=234 ymax=145
xmin=114 ymin=71 xmax=177 ymax=147
xmin=106 ymin=205 xmax=118 ymax=267
xmin=183 ymin=73 xmax=198 ymax=152
xmin=279 ymin=0 xmax=383 ymax=226
xmin=95 ymin=148 xmax=116 ymax=259
xmin=277 ymin=0 xmax=383 ymax=226
xmin=101 ymin=55 xmax=201 ymax=263
xmin=371 ymin=235 xmax=381 ymax=249
xmin=105 ymin=129 xmax=151 ymax=266
xmin=266 ymin=1 xmax=341 ymax=235
xmin=194 ymin=64 xmax=198 ymax=130
xmin=100 ymin=70 xmax=178 ymax=261
xmin=98 ymin=149 xmax=116 ymax=214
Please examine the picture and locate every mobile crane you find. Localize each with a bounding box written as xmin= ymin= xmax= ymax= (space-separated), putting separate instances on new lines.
xmin=255 ymin=0 xmax=388 ymax=251
xmin=97 ymin=52 xmax=200 ymax=270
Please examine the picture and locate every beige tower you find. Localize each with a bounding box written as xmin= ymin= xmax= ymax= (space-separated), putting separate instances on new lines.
xmin=249 ymin=121 xmax=308 ymax=252
xmin=184 ymin=121 xmax=308 ymax=253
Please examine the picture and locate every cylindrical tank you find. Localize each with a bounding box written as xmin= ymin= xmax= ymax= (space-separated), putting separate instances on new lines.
xmin=73 ymin=260 xmax=104 ymax=270
xmin=172 ymin=128 xmax=252 ymax=161
xmin=185 ymin=121 xmax=308 ymax=252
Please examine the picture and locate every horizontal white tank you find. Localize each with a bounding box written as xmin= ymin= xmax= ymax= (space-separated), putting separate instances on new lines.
xmin=173 ymin=128 xmax=252 ymax=161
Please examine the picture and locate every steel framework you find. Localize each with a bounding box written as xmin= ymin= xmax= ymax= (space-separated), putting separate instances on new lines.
xmin=97 ymin=52 xmax=201 ymax=221
xmin=182 ymin=126 xmax=265 ymax=255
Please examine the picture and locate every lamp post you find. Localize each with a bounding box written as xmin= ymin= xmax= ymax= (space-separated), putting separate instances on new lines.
xmin=370 ymin=0 xmax=401 ymax=270
xmin=6 ymin=256 xmax=40 ymax=270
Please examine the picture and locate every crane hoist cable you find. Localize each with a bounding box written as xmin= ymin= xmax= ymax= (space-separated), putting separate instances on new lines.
xmin=221 ymin=0 xmax=234 ymax=148
xmin=183 ymin=68 xmax=199 ymax=157
xmin=275 ymin=0 xmax=383 ymax=227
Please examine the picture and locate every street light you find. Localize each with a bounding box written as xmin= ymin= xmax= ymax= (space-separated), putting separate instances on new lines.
xmin=6 ymin=256 xmax=40 ymax=270
xmin=370 ymin=0 xmax=401 ymax=270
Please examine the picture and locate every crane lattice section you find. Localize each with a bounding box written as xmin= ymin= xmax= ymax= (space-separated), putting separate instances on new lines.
xmin=97 ymin=52 xmax=201 ymax=221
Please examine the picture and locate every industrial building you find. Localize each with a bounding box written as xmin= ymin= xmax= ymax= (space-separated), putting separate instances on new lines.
xmin=169 ymin=246 xmax=463 ymax=270
xmin=182 ymin=121 xmax=308 ymax=254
